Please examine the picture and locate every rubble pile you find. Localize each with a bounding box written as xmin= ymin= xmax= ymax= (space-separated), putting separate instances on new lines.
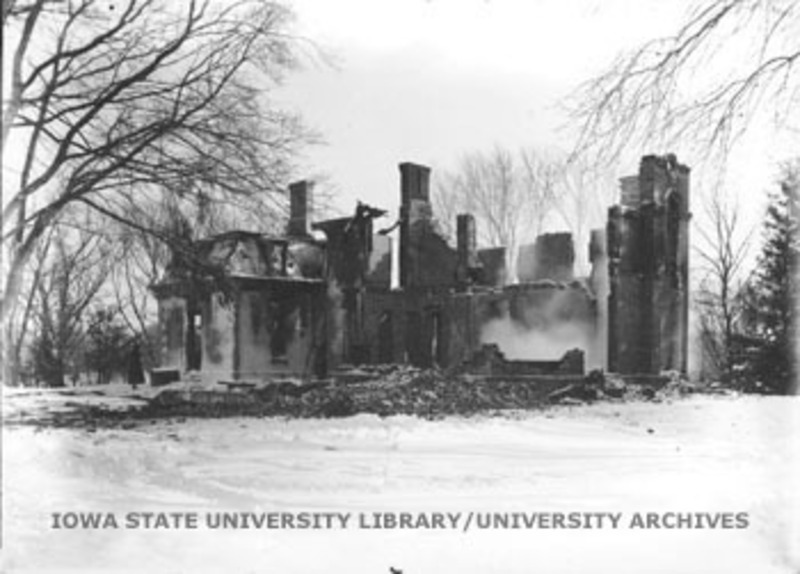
xmin=141 ymin=367 xmax=699 ymax=421
xmin=3 ymin=368 xmax=702 ymax=430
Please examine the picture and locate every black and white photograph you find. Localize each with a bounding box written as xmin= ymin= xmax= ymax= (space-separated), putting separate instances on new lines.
xmin=1 ymin=0 xmax=798 ymax=572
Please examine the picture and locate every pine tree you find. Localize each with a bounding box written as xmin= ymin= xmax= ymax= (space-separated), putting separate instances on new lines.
xmin=740 ymin=162 xmax=799 ymax=394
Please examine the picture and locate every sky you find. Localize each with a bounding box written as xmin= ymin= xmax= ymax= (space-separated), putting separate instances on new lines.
xmin=266 ymin=0 xmax=800 ymax=285
xmin=2 ymin=0 xmax=793 ymax=262
xmin=274 ymin=0 xmax=695 ymax=218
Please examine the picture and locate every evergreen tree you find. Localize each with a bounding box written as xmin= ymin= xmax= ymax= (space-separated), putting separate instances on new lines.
xmin=740 ymin=162 xmax=799 ymax=394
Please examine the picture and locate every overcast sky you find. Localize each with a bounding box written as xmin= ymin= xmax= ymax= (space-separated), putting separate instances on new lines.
xmin=271 ymin=0 xmax=797 ymax=253
xmin=275 ymin=0 xmax=686 ymax=216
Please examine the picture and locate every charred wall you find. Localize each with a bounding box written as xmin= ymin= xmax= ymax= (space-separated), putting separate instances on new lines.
xmin=153 ymin=154 xmax=690 ymax=382
xmin=517 ymin=233 xmax=575 ymax=283
xmin=153 ymin=210 xmax=329 ymax=382
xmin=314 ymin=202 xmax=391 ymax=368
xmin=237 ymin=281 xmax=326 ymax=379
xmin=607 ymin=154 xmax=690 ymax=375
xmin=157 ymin=296 xmax=187 ymax=372
xmin=398 ymin=163 xmax=460 ymax=288
xmin=347 ymin=164 xmax=598 ymax=372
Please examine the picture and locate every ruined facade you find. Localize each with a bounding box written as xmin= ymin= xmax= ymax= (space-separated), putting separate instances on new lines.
xmin=153 ymin=154 xmax=690 ymax=382
xmin=607 ymin=155 xmax=691 ymax=374
xmin=152 ymin=181 xmax=329 ymax=382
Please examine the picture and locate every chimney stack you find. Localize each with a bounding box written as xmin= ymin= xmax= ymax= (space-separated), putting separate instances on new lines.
xmin=398 ymin=162 xmax=432 ymax=288
xmin=288 ymin=180 xmax=313 ymax=236
xmin=456 ymin=213 xmax=478 ymax=287
xmin=399 ymin=162 xmax=431 ymax=206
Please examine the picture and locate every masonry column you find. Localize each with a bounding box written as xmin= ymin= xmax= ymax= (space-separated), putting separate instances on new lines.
xmin=398 ymin=162 xmax=432 ymax=288
xmin=607 ymin=154 xmax=691 ymax=375
xmin=456 ymin=213 xmax=478 ymax=289
xmin=589 ymin=228 xmax=608 ymax=370
xmin=287 ymin=180 xmax=314 ymax=236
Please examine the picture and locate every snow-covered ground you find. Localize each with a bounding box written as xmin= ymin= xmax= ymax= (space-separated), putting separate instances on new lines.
xmin=2 ymin=390 xmax=799 ymax=573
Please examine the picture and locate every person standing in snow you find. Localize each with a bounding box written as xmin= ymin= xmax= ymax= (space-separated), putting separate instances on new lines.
xmin=127 ymin=339 xmax=145 ymax=389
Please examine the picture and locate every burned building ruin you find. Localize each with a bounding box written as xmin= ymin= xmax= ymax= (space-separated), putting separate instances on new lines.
xmin=152 ymin=154 xmax=690 ymax=383
xmin=607 ymin=154 xmax=691 ymax=375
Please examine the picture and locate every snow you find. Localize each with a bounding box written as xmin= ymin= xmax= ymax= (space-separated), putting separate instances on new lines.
xmin=2 ymin=391 xmax=799 ymax=573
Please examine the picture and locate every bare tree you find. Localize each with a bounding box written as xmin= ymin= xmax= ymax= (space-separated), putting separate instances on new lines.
xmin=1 ymin=0 xmax=313 ymax=329
xmin=517 ymin=149 xmax=563 ymax=244
xmin=569 ymin=0 xmax=799 ymax=169
xmin=4 ymin=225 xmax=56 ymax=385
xmin=103 ymin=184 xmax=290 ymax=369
xmin=694 ymin=194 xmax=754 ymax=381
xmin=547 ymin=155 xmax=616 ymax=274
xmin=432 ymin=146 xmax=561 ymax=279
xmin=107 ymin=201 xmax=172 ymax=370
xmin=26 ymin=224 xmax=115 ymax=386
xmin=433 ymin=147 xmax=616 ymax=278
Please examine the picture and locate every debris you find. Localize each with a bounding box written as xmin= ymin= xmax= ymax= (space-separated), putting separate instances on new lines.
xmin=547 ymin=383 xmax=600 ymax=404
xmin=3 ymin=365 xmax=703 ymax=430
xmin=602 ymin=373 xmax=627 ymax=398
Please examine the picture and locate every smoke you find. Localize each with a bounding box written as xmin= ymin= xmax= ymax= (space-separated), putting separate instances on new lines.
xmin=478 ymin=285 xmax=598 ymax=363
xmin=480 ymin=318 xmax=591 ymax=361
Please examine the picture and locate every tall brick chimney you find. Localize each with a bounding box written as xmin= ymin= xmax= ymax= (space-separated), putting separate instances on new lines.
xmin=456 ymin=213 xmax=478 ymax=287
xmin=288 ymin=180 xmax=313 ymax=236
xmin=399 ymin=162 xmax=431 ymax=204
xmin=398 ymin=162 xmax=432 ymax=288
